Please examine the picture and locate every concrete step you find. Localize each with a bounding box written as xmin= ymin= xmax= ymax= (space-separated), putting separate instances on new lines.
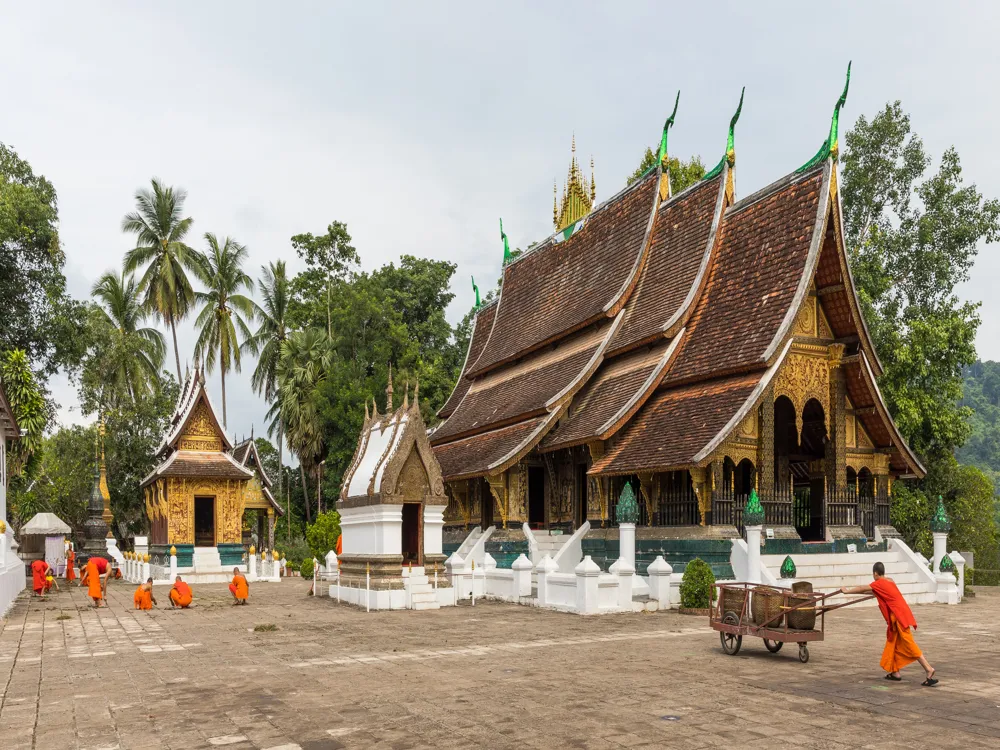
xmin=407 ymin=584 xmax=434 ymax=595
xmin=792 ymin=572 xmax=921 ymax=585
xmin=411 ymin=601 xmax=440 ymax=610
xmin=405 ymin=576 xmax=430 ymax=587
xmin=410 ymin=591 xmax=438 ymax=603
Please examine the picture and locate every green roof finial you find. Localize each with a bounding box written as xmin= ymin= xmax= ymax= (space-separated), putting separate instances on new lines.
xmin=658 ymin=91 xmax=680 ymax=169
xmin=500 ymin=218 xmax=512 ymax=265
xmin=472 ymin=276 xmax=480 ymax=309
xmin=616 ymin=482 xmax=639 ymax=525
xmin=703 ymin=87 xmax=745 ymax=181
xmin=798 ymin=62 xmax=852 ymax=173
xmin=743 ymin=487 xmax=765 ymax=527
xmin=939 ymin=553 xmax=956 ymax=575
xmin=930 ymin=495 xmax=952 ymax=533
xmin=780 ymin=555 xmax=796 ymax=579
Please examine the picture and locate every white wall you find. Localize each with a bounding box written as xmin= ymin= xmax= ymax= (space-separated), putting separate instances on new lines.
xmin=340 ymin=504 xmax=402 ymax=556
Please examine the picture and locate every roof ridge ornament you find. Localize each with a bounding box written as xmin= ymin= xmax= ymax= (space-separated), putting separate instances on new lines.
xmin=500 ymin=218 xmax=512 ymax=265
xmin=386 ymin=362 xmax=394 ymax=411
xmin=797 ymin=62 xmax=851 ymax=173
xmin=472 ymin=276 xmax=480 ymax=309
xmin=703 ymin=87 xmax=744 ymax=181
xmin=658 ymin=91 xmax=680 ymax=200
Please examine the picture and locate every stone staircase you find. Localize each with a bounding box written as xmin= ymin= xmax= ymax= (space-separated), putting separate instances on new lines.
xmin=193 ymin=546 xmax=223 ymax=571
xmin=455 ymin=527 xmax=483 ymax=558
xmin=531 ymin=530 xmax=569 ymax=563
xmin=761 ymin=549 xmax=937 ymax=606
xmin=402 ymin=566 xmax=440 ymax=611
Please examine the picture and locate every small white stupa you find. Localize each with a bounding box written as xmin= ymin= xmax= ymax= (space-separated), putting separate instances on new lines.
xmin=337 ymin=372 xmax=451 ymax=609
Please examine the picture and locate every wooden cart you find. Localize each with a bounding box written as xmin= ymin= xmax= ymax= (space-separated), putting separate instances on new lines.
xmin=709 ymin=582 xmax=873 ymax=663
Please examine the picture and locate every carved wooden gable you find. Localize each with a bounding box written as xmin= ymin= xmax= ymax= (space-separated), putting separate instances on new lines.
xmin=378 ymin=413 xmax=447 ymax=506
xmin=178 ymin=397 xmax=225 ymax=452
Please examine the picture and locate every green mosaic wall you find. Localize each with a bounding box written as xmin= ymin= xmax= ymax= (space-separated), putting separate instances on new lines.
xmin=217 ymin=543 xmax=245 ymax=567
xmin=761 ymin=537 xmax=886 ymax=556
xmin=582 ymin=535 xmax=735 ymax=579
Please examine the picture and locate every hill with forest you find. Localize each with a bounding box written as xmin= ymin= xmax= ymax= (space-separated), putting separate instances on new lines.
xmin=959 ymin=361 xmax=1000 ymax=497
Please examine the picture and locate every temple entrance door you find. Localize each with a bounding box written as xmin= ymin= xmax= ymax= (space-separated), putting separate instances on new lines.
xmin=402 ymin=503 xmax=422 ymax=565
xmin=481 ymin=480 xmax=494 ymax=528
xmin=194 ymin=497 xmax=215 ymax=546
xmin=528 ymin=466 xmax=545 ymax=528
xmin=575 ymin=464 xmax=588 ymax=529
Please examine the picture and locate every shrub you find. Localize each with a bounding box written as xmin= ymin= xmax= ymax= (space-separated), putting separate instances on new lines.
xmin=300 ymin=557 xmax=315 ymax=579
xmin=306 ymin=510 xmax=341 ymax=561
xmin=276 ymin=534 xmax=311 ymax=566
xmin=680 ymin=558 xmax=715 ymax=609
xmin=286 ymin=560 xmax=299 ymax=573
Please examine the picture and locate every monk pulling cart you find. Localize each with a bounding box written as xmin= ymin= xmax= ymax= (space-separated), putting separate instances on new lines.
xmin=709 ymin=582 xmax=873 ymax=663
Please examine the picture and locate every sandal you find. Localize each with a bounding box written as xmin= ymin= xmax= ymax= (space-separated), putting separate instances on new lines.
xmin=884 ymin=674 xmax=902 ymax=682
xmin=921 ymin=678 xmax=939 ymax=687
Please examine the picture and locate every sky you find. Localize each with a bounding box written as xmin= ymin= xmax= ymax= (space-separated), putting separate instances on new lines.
xmin=3 ymin=1 xmax=999 ymax=448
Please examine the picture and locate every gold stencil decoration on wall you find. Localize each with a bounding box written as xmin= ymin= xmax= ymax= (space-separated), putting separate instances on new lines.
xmin=794 ymin=297 xmax=817 ymax=337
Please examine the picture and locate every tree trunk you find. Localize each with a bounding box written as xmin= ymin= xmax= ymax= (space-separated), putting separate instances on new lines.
xmin=315 ymin=464 xmax=322 ymax=518
xmin=276 ymin=414 xmax=284 ymax=506
xmin=220 ymin=361 xmax=227 ymax=428
xmin=300 ymin=463 xmax=311 ymax=524
xmin=170 ymin=316 xmax=182 ymax=383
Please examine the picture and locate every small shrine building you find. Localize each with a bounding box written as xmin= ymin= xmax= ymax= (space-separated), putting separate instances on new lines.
xmin=230 ymin=436 xmax=285 ymax=551
xmin=140 ymin=368 xmax=255 ymax=569
xmin=431 ymin=71 xmax=925 ymax=576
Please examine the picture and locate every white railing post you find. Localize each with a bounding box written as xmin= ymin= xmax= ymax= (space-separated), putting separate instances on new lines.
xmin=445 ymin=552 xmax=465 ymax=603
xmin=249 ymin=552 xmax=258 ymax=582
xmin=482 ymin=553 xmax=496 ymax=599
xmin=575 ymin=555 xmax=600 ymax=615
xmin=169 ymin=551 xmax=178 ymax=581
xmin=745 ymin=525 xmax=763 ymax=584
xmin=535 ymin=554 xmax=558 ymax=607
xmin=610 ymin=557 xmax=635 ymax=611
xmin=512 ymin=553 xmax=532 ymax=599
xmin=647 ymin=556 xmax=673 ymax=608
xmin=141 ymin=557 xmax=150 ymax=582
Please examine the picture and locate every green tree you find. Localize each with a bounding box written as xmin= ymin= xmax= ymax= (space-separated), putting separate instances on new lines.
xmin=0 ymin=349 xmax=49 ymax=480
xmin=842 ymin=102 xmax=1000 ymax=460
xmin=291 ymin=221 xmax=359 ymax=337
xmin=0 ymin=143 xmax=87 ymax=378
xmin=305 ymin=509 xmax=341 ymax=560
xmin=193 ymin=234 xmax=255 ymax=428
xmin=88 ymin=269 xmax=166 ymax=407
xmin=122 ymin=179 xmax=202 ymax=383
xmin=626 ymin=149 xmax=706 ymax=194
xmin=244 ymin=261 xmax=290 ymax=499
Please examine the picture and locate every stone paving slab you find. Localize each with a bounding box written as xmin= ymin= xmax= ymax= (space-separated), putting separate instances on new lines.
xmin=1 ymin=579 xmax=998 ymax=749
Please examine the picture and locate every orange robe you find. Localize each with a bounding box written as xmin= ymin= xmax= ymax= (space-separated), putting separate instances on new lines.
xmin=31 ymin=560 xmax=48 ymax=593
xmin=169 ymin=581 xmax=193 ymax=608
xmin=134 ymin=586 xmax=153 ymax=610
xmin=229 ymin=575 xmax=249 ymax=601
xmin=336 ymin=534 xmax=342 ymax=555
xmin=86 ymin=559 xmax=104 ymax=602
xmin=871 ymin=578 xmax=921 ymax=672
xmin=66 ymin=550 xmax=76 ymax=582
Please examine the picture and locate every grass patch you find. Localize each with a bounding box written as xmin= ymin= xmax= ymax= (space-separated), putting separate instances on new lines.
xmin=254 ymin=624 xmax=278 ymax=633
xmin=56 ymin=614 xmax=71 ymax=621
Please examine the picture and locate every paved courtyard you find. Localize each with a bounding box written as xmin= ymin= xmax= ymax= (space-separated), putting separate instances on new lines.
xmin=1 ymin=579 xmax=998 ymax=749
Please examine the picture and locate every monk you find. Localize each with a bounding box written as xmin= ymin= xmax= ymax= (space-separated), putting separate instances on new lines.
xmin=229 ymin=567 xmax=249 ymax=605
xmin=336 ymin=533 xmax=342 ymax=556
xmin=841 ymin=561 xmax=938 ymax=686
xmin=168 ymin=576 xmax=193 ymax=609
xmin=85 ymin=555 xmax=109 ymax=608
xmin=30 ymin=559 xmax=51 ymax=599
xmin=133 ymin=578 xmax=157 ymax=610
xmin=65 ymin=545 xmax=76 ymax=583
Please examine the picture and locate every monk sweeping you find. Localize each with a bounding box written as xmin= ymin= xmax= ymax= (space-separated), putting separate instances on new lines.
xmin=85 ymin=555 xmax=110 ymax=608
xmin=841 ymin=561 xmax=938 ymax=686
xmin=168 ymin=576 xmax=193 ymax=609
xmin=30 ymin=559 xmax=51 ymax=599
xmin=133 ymin=578 xmax=157 ymax=610
xmin=65 ymin=544 xmax=76 ymax=583
xmin=229 ymin=567 xmax=249 ymax=605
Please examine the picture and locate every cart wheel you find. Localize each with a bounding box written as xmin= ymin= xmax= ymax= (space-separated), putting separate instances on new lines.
xmin=798 ymin=643 xmax=809 ymax=663
xmin=764 ymin=639 xmax=783 ymax=653
xmin=720 ymin=612 xmax=742 ymax=655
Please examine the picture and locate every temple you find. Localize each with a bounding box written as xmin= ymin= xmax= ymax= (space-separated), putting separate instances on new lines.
xmin=140 ymin=367 xmax=255 ymax=572
xmin=230 ymin=435 xmax=285 ymax=551
xmin=433 ymin=71 xmax=925 ymax=578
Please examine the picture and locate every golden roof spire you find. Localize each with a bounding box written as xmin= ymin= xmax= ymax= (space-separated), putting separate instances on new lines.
xmin=554 ymin=134 xmax=595 ymax=231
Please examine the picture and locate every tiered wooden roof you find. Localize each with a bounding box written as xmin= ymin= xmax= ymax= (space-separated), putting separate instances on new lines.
xmin=432 ymin=94 xmax=924 ymax=481
xmin=230 ymin=437 xmax=285 ymax=515
xmin=140 ymin=367 xmax=253 ymax=488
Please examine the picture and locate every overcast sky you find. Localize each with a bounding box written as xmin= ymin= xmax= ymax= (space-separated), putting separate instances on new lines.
xmin=4 ymin=2 xmax=998 ymax=447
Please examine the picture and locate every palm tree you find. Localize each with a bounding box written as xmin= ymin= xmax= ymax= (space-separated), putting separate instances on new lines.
xmin=244 ymin=261 xmax=290 ymax=502
xmin=192 ymin=234 xmax=255 ymax=428
xmin=122 ymin=178 xmax=201 ymax=382
xmin=91 ymin=269 xmax=167 ymax=406
xmin=276 ymin=328 xmax=333 ymax=523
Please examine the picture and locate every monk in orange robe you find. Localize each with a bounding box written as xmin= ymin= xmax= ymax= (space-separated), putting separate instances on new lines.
xmin=133 ymin=578 xmax=157 ymax=610
xmin=841 ymin=561 xmax=937 ymax=686
xmin=229 ymin=567 xmax=249 ymax=605
xmin=30 ymin=559 xmax=51 ymax=598
xmin=65 ymin=545 xmax=76 ymax=583
xmin=168 ymin=576 xmax=193 ymax=608
xmin=336 ymin=533 xmax=342 ymax=556
xmin=85 ymin=556 xmax=109 ymax=608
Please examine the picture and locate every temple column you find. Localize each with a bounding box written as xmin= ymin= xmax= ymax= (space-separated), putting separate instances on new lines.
xmin=637 ymin=472 xmax=655 ymax=526
xmin=267 ymin=508 xmax=275 ymax=550
xmin=758 ymin=384 xmax=775 ymax=498
xmin=825 ymin=345 xmax=847 ymax=493
xmin=689 ymin=467 xmax=709 ymax=526
xmin=710 ymin=460 xmax=725 ymax=526
xmin=486 ymin=472 xmax=509 ymax=529
xmin=587 ymin=442 xmax=608 ymax=526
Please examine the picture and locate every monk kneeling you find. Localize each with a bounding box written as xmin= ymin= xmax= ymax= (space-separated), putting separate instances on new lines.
xmin=168 ymin=576 xmax=193 ymax=609
xmin=229 ymin=568 xmax=249 ymax=605
xmin=134 ymin=578 xmax=157 ymax=610
xmin=841 ymin=561 xmax=938 ymax=686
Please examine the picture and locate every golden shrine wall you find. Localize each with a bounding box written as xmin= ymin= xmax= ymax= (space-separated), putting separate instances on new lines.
xmin=143 ymin=473 xmax=249 ymax=545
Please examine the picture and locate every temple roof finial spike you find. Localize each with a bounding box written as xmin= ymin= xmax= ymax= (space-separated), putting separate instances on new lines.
xmin=413 ymin=380 xmax=419 ymax=407
xmin=658 ymin=90 xmax=681 ymax=168
xmin=829 ymin=61 xmax=851 ymax=159
xmin=590 ymin=156 xmax=596 ymax=201
xmin=702 ymin=87 xmax=744 ymax=182
xmin=500 ymin=218 xmax=512 ymax=265
xmin=402 ymin=380 xmax=409 ymax=411
xmin=364 ymin=400 xmax=370 ymax=421
xmin=472 ymin=276 xmax=480 ymax=308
